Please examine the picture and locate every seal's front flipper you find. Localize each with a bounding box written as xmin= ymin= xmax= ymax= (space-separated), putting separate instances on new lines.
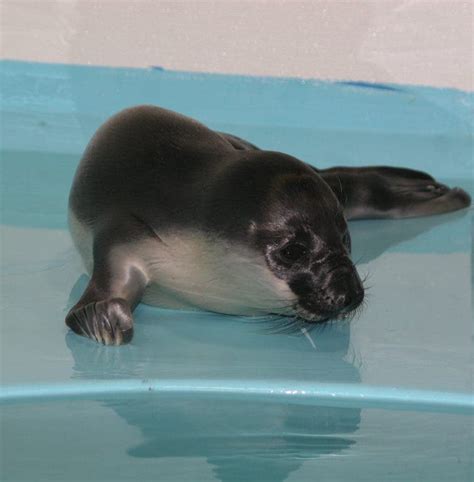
xmin=67 ymin=297 xmax=135 ymax=345
xmin=317 ymin=166 xmax=471 ymax=220
xmin=66 ymin=225 xmax=148 ymax=345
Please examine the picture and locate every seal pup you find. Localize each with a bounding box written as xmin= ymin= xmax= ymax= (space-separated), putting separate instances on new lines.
xmin=66 ymin=105 xmax=471 ymax=345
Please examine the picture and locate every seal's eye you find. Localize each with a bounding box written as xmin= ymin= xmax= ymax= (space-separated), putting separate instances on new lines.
xmin=280 ymin=243 xmax=307 ymax=263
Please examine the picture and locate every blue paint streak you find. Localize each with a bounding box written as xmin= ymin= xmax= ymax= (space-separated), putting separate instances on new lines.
xmin=337 ymin=80 xmax=404 ymax=92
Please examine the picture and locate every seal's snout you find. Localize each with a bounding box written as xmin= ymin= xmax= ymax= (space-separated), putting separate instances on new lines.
xmin=324 ymin=269 xmax=364 ymax=314
xmin=293 ymin=265 xmax=365 ymax=323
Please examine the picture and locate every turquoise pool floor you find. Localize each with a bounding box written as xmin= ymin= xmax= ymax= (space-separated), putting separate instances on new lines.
xmin=1 ymin=61 xmax=473 ymax=481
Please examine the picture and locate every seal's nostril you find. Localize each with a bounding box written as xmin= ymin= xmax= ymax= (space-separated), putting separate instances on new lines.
xmin=336 ymin=294 xmax=347 ymax=307
xmin=323 ymin=283 xmax=364 ymax=313
xmin=343 ymin=287 xmax=364 ymax=312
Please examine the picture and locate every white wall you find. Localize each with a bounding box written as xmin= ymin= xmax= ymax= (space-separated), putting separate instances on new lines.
xmin=1 ymin=0 xmax=472 ymax=90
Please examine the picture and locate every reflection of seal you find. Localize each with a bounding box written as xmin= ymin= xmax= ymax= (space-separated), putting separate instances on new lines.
xmin=65 ymin=310 xmax=361 ymax=482
xmin=66 ymin=105 xmax=471 ymax=345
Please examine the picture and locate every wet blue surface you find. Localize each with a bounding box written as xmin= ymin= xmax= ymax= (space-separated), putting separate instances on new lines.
xmin=1 ymin=61 xmax=473 ymax=481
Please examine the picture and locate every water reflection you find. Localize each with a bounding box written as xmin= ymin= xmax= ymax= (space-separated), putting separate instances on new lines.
xmin=111 ymin=397 xmax=358 ymax=482
xmin=349 ymin=209 xmax=468 ymax=263
xmin=66 ymin=314 xmax=360 ymax=481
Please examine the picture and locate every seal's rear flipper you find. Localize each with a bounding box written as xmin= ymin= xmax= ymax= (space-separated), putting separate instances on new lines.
xmin=317 ymin=166 xmax=471 ymax=220
xmin=66 ymin=221 xmax=149 ymax=345
xmin=214 ymin=132 xmax=470 ymax=220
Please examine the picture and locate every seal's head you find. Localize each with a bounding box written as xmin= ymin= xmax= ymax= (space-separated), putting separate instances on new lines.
xmin=252 ymin=170 xmax=364 ymax=322
xmin=205 ymin=151 xmax=364 ymax=323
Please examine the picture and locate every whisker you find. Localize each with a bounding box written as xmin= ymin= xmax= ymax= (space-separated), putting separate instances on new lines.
xmin=258 ymin=315 xmax=308 ymax=335
xmin=244 ymin=311 xmax=293 ymax=325
xmin=300 ymin=327 xmax=317 ymax=349
xmin=352 ymin=254 xmax=365 ymax=266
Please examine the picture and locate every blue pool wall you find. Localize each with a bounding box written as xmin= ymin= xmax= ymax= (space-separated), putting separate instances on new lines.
xmin=1 ymin=59 xmax=473 ymax=482
xmin=1 ymin=60 xmax=472 ymax=249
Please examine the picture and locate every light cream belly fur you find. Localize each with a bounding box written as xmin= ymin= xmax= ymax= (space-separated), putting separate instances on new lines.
xmin=68 ymin=210 xmax=295 ymax=316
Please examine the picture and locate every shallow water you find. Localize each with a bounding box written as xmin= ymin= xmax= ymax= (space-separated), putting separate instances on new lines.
xmin=1 ymin=61 xmax=473 ymax=481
